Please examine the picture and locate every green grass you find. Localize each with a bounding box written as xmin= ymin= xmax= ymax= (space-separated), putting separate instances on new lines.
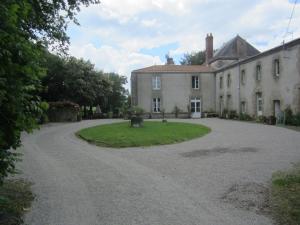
xmin=271 ymin=164 xmax=300 ymax=225
xmin=77 ymin=121 xmax=211 ymax=148
xmin=0 ymin=179 xmax=34 ymax=225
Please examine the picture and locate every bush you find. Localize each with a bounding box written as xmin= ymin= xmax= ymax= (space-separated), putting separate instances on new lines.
xmin=108 ymin=111 xmax=113 ymax=119
xmin=257 ymin=115 xmax=267 ymax=123
xmin=284 ymin=107 xmax=294 ymax=125
xmin=284 ymin=107 xmax=300 ymax=126
xmin=239 ymin=113 xmax=253 ymax=121
xmin=129 ymin=106 xmax=144 ymax=118
xmin=48 ymin=101 xmax=80 ymax=122
xmin=229 ymin=110 xmax=238 ymax=119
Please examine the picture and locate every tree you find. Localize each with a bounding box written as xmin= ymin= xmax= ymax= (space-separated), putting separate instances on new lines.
xmin=180 ymin=51 xmax=206 ymax=65
xmin=41 ymin=54 xmax=113 ymax=117
xmin=104 ymin=73 xmax=128 ymax=114
xmin=0 ymin=0 xmax=99 ymax=183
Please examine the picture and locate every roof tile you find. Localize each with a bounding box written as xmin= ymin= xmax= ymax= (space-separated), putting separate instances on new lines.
xmin=132 ymin=65 xmax=213 ymax=73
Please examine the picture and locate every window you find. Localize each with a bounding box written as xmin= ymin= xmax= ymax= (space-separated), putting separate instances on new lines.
xmin=192 ymin=76 xmax=199 ymax=89
xmin=274 ymin=59 xmax=280 ymax=77
xmin=226 ymin=95 xmax=231 ymax=110
xmin=256 ymin=93 xmax=263 ymax=116
xmin=241 ymin=101 xmax=246 ymax=114
xmin=227 ymin=74 xmax=231 ymax=88
xmin=256 ymin=65 xmax=261 ymax=81
xmin=241 ymin=69 xmax=246 ymax=85
xmin=153 ymin=98 xmax=160 ymax=112
xmin=220 ymin=76 xmax=223 ymax=89
xmin=152 ymin=76 xmax=161 ymax=90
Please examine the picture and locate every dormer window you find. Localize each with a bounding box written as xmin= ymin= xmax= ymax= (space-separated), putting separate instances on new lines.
xmin=192 ymin=76 xmax=199 ymax=89
xmin=152 ymin=76 xmax=161 ymax=90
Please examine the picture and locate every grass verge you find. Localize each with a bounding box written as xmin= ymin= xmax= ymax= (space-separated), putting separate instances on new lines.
xmin=0 ymin=179 xmax=34 ymax=225
xmin=271 ymin=164 xmax=300 ymax=225
xmin=77 ymin=121 xmax=211 ymax=148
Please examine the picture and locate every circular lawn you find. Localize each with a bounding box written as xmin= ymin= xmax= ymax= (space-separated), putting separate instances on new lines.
xmin=76 ymin=121 xmax=210 ymax=148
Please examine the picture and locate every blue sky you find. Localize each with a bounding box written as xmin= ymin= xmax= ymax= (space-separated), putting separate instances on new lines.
xmin=67 ymin=0 xmax=300 ymax=89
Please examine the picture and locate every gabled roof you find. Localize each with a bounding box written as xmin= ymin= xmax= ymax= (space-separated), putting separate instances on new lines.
xmin=132 ymin=65 xmax=213 ymax=73
xmin=211 ymin=35 xmax=260 ymax=62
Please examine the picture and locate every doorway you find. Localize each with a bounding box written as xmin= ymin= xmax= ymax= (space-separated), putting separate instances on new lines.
xmin=191 ymin=98 xmax=201 ymax=118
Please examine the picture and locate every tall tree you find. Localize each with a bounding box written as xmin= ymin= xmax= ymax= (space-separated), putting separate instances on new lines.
xmin=180 ymin=51 xmax=206 ymax=65
xmin=0 ymin=0 xmax=99 ymax=183
xmin=104 ymin=73 xmax=128 ymax=113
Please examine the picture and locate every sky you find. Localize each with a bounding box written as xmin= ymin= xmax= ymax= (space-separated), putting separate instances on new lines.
xmin=67 ymin=0 xmax=300 ymax=90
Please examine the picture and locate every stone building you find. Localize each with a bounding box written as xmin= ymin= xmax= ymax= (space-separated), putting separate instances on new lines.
xmin=131 ymin=34 xmax=300 ymax=119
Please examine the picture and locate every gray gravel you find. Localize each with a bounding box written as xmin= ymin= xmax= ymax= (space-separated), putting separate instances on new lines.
xmin=17 ymin=118 xmax=300 ymax=225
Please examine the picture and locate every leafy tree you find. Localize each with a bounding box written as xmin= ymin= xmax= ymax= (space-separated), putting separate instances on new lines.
xmin=103 ymin=73 xmax=128 ymax=114
xmin=180 ymin=51 xmax=206 ymax=65
xmin=0 ymin=0 xmax=99 ymax=183
xmin=42 ymin=54 xmax=113 ymax=117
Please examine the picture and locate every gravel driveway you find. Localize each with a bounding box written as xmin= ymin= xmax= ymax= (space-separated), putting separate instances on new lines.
xmin=18 ymin=118 xmax=300 ymax=225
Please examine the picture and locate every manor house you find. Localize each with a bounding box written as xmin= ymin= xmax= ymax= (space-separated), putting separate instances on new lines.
xmin=131 ymin=34 xmax=300 ymax=119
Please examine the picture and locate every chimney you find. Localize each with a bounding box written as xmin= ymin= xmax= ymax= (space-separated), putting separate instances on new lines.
xmin=205 ymin=33 xmax=213 ymax=64
xmin=165 ymin=54 xmax=175 ymax=65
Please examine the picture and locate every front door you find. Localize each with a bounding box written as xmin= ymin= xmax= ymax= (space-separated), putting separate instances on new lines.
xmin=191 ymin=98 xmax=201 ymax=118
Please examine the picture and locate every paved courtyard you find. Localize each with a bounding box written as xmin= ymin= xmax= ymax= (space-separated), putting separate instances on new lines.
xmin=18 ymin=118 xmax=300 ymax=225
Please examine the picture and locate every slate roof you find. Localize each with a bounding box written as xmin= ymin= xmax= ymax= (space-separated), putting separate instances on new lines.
xmin=132 ymin=65 xmax=213 ymax=73
xmin=211 ymin=35 xmax=260 ymax=62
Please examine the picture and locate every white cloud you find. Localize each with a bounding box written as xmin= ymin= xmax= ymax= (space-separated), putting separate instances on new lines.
xmin=69 ymin=43 xmax=163 ymax=89
xmin=68 ymin=0 xmax=300 ymax=91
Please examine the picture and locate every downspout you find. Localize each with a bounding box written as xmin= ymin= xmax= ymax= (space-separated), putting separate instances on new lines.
xmin=238 ymin=60 xmax=241 ymax=117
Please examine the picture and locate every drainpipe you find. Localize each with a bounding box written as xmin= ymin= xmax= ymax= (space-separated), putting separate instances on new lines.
xmin=238 ymin=60 xmax=241 ymax=117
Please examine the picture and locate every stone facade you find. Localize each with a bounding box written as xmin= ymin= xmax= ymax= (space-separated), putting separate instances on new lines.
xmin=131 ymin=35 xmax=300 ymax=119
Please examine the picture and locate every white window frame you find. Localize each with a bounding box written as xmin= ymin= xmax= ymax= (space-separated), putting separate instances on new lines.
xmin=153 ymin=98 xmax=160 ymax=113
xmin=152 ymin=76 xmax=161 ymax=90
xmin=192 ymin=76 xmax=199 ymax=89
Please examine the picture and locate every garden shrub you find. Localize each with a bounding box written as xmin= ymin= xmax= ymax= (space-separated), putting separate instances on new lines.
xmin=48 ymin=101 xmax=80 ymax=122
xmin=229 ymin=110 xmax=238 ymax=119
xmin=283 ymin=107 xmax=300 ymax=126
xmin=239 ymin=113 xmax=253 ymax=121
xmin=284 ymin=107 xmax=294 ymax=125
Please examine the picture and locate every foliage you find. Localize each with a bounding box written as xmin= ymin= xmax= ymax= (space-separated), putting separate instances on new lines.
xmin=41 ymin=54 xmax=113 ymax=117
xmin=228 ymin=110 xmax=238 ymax=119
xmin=130 ymin=106 xmax=145 ymax=117
xmin=0 ymin=0 xmax=99 ymax=182
xmin=0 ymin=179 xmax=34 ymax=225
xmin=48 ymin=101 xmax=80 ymax=122
xmin=284 ymin=106 xmax=300 ymax=126
xmin=239 ymin=113 xmax=253 ymax=121
xmin=104 ymin=73 xmax=128 ymax=114
xmin=271 ymin=164 xmax=300 ymax=225
xmin=180 ymin=51 xmax=206 ymax=65
xmin=77 ymin=121 xmax=211 ymax=148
